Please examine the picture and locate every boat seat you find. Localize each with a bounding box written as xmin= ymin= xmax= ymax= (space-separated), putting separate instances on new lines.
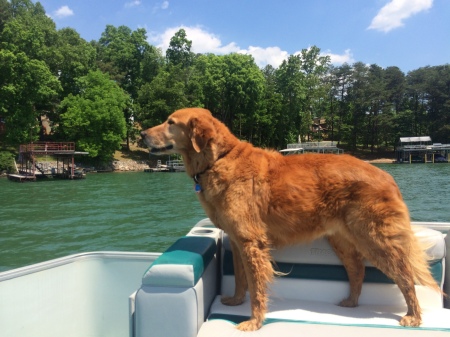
xmin=131 ymin=228 xmax=222 ymax=337
xmin=130 ymin=222 xmax=450 ymax=337
xmin=198 ymin=225 xmax=450 ymax=336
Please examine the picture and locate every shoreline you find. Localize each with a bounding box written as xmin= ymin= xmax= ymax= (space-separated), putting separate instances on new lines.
xmin=111 ymin=157 xmax=397 ymax=172
xmin=365 ymin=158 xmax=395 ymax=164
xmin=0 ymin=156 xmax=397 ymax=177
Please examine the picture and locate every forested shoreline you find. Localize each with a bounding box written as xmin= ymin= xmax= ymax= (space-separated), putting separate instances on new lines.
xmin=1 ymin=0 xmax=449 ymax=164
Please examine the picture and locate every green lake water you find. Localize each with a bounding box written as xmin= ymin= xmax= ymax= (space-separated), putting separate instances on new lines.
xmin=0 ymin=164 xmax=449 ymax=272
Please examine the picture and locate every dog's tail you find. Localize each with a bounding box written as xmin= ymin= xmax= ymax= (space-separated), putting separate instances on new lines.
xmin=410 ymin=228 xmax=443 ymax=294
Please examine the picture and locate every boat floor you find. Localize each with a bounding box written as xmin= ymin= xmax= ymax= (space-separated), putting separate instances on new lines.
xmin=198 ymin=296 xmax=450 ymax=336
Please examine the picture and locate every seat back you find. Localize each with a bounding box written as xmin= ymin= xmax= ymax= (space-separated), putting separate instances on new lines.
xmin=221 ymin=226 xmax=445 ymax=308
xmin=132 ymin=225 xmax=222 ymax=337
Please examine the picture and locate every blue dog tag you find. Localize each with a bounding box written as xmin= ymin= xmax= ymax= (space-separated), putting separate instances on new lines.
xmin=194 ymin=183 xmax=202 ymax=193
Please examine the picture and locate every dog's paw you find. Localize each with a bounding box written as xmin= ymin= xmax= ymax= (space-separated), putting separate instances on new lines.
xmin=400 ymin=314 xmax=421 ymax=327
xmin=236 ymin=319 xmax=262 ymax=331
xmin=338 ymin=298 xmax=358 ymax=308
xmin=221 ymin=295 xmax=245 ymax=306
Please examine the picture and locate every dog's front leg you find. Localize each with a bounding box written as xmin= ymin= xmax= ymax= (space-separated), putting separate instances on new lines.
xmin=221 ymin=239 xmax=248 ymax=306
xmin=235 ymin=238 xmax=273 ymax=331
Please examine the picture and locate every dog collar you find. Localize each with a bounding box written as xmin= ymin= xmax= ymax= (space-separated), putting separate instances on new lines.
xmin=191 ymin=149 xmax=231 ymax=194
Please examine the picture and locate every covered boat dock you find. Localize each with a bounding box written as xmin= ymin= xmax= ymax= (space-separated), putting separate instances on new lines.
xmin=9 ymin=142 xmax=88 ymax=181
xmin=395 ymin=136 xmax=450 ymax=163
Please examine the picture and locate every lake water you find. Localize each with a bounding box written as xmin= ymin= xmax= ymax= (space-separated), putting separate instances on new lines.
xmin=0 ymin=164 xmax=449 ymax=272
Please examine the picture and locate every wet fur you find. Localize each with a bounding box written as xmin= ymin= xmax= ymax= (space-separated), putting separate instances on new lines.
xmin=141 ymin=108 xmax=440 ymax=331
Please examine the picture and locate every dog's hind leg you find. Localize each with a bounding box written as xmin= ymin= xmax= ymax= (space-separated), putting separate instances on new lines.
xmin=355 ymin=223 xmax=422 ymax=326
xmin=221 ymin=239 xmax=248 ymax=306
xmin=328 ymin=233 xmax=365 ymax=307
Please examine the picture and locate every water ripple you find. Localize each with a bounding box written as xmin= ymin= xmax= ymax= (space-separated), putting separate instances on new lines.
xmin=1 ymin=165 xmax=449 ymax=271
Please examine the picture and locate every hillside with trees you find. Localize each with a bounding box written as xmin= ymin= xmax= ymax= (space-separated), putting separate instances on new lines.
xmin=1 ymin=0 xmax=449 ymax=164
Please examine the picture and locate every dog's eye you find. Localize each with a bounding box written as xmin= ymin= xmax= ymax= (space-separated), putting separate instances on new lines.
xmin=167 ymin=119 xmax=175 ymax=125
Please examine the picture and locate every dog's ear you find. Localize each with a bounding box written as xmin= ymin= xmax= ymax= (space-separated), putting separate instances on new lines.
xmin=189 ymin=117 xmax=214 ymax=153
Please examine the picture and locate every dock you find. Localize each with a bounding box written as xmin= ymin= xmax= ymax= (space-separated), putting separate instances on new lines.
xmin=395 ymin=136 xmax=450 ymax=163
xmin=144 ymin=159 xmax=185 ymax=173
xmin=145 ymin=160 xmax=168 ymax=172
xmin=280 ymin=141 xmax=344 ymax=155
xmin=8 ymin=142 xmax=88 ymax=182
xmin=7 ymin=174 xmax=36 ymax=182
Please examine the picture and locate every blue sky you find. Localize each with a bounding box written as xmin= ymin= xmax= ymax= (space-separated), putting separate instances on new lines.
xmin=40 ymin=0 xmax=449 ymax=73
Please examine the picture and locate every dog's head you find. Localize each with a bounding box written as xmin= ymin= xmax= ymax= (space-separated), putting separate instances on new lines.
xmin=140 ymin=108 xmax=216 ymax=155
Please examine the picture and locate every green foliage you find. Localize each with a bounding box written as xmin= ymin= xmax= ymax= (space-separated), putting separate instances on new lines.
xmin=56 ymin=28 xmax=97 ymax=97
xmin=0 ymin=150 xmax=15 ymax=173
xmin=59 ymin=70 xmax=128 ymax=161
xmin=166 ymin=28 xmax=194 ymax=68
xmin=1 ymin=0 xmax=58 ymax=71
xmin=96 ymin=25 xmax=162 ymax=99
xmin=0 ymin=0 xmax=11 ymax=33
xmin=192 ymin=53 xmax=266 ymax=142
xmin=0 ymin=49 xmax=61 ymax=145
xmin=137 ymin=66 xmax=189 ymax=128
xmin=0 ymin=0 xmax=449 ymax=158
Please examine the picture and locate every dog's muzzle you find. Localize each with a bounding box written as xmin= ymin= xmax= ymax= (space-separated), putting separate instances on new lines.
xmin=140 ymin=131 xmax=174 ymax=153
xmin=150 ymin=145 xmax=173 ymax=153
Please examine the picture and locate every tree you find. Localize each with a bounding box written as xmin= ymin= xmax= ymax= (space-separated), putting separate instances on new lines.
xmin=56 ymin=28 xmax=97 ymax=98
xmin=346 ymin=62 xmax=370 ymax=149
xmin=384 ymin=66 xmax=405 ymax=113
xmin=328 ymin=63 xmax=353 ymax=144
xmin=275 ymin=54 xmax=306 ymax=145
xmin=0 ymin=50 xmax=61 ymax=145
xmin=406 ymin=67 xmax=429 ymax=136
xmin=166 ymin=28 xmax=194 ymax=68
xmin=423 ymin=65 xmax=450 ymax=142
xmin=0 ymin=0 xmax=11 ymax=34
xmin=299 ymin=46 xmax=331 ymax=141
xmin=364 ymin=64 xmax=386 ymax=151
xmin=96 ymin=25 xmax=163 ymax=149
xmin=137 ymin=67 xmax=189 ymax=128
xmin=193 ymin=53 xmax=265 ymax=141
xmin=58 ymin=70 xmax=128 ymax=161
xmin=97 ymin=25 xmax=161 ymax=99
xmin=1 ymin=0 xmax=59 ymax=73
xmin=259 ymin=65 xmax=282 ymax=147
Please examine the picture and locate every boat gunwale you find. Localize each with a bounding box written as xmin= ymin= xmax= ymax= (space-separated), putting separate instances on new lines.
xmin=0 ymin=251 xmax=161 ymax=282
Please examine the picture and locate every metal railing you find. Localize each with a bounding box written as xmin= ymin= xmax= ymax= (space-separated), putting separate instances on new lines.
xmin=20 ymin=142 xmax=75 ymax=153
xmin=287 ymin=141 xmax=338 ymax=149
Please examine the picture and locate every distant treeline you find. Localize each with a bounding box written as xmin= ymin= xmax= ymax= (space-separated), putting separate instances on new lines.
xmin=1 ymin=0 xmax=449 ymax=160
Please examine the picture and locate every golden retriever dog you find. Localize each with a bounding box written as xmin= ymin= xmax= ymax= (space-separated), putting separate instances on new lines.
xmin=141 ymin=108 xmax=440 ymax=331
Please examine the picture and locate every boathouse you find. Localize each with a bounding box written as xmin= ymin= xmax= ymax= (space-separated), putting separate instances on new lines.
xmin=395 ymin=136 xmax=450 ymax=163
xmin=9 ymin=142 xmax=88 ymax=182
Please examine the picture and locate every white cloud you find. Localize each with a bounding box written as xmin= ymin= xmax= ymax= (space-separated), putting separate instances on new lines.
xmin=150 ymin=25 xmax=288 ymax=68
xmin=53 ymin=5 xmax=74 ymax=19
xmin=150 ymin=25 xmax=353 ymax=68
xmin=322 ymin=49 xmax=355 ymax=66
xmin=149 ymin=25 xmax=240 ymax=55
xmin=125 ymin=1 xmax=142 ymax=8
xmin=238 ymin=46 xmax=289 ymax=68
xmin=368 ymin=0 xmax=433 ymax=32
xmin=152 ymin=1 xmax=169 ymax=12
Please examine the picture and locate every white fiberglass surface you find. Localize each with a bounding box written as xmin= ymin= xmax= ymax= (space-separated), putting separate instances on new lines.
xmin=0 ymin=252 xmax=159 ymax=337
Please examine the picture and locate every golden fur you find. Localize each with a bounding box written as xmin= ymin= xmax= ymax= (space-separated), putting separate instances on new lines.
xmin=141 ymin=108 xmax=440 ymax=331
